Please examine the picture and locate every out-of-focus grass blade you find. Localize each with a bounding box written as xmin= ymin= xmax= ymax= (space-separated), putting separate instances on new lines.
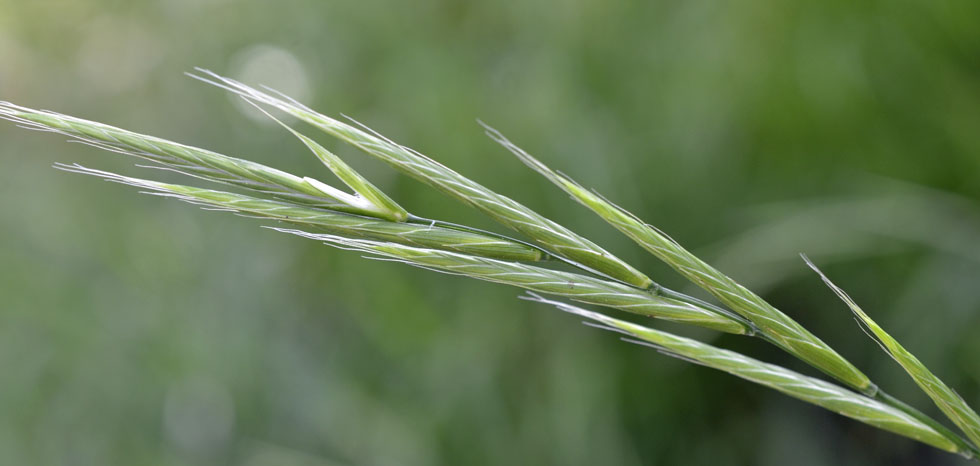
xmin=804 ymin=255 xmax=980 ymax=450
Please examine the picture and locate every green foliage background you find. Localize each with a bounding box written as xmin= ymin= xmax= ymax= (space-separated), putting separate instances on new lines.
xmin=1 ymin=0 xmax=978 ymax=464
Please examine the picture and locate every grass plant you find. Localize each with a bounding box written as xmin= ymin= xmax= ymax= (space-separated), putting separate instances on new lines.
xmin=2 ymin=72 xmax=978 ymax=460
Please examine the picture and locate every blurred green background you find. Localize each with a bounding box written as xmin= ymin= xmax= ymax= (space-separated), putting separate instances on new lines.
xmin=1 ymin=0 xmax=979 ymax=464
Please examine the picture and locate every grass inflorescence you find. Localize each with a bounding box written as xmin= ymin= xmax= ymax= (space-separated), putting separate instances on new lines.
xmin=3 ymin=71 xmax=978 ymax=460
